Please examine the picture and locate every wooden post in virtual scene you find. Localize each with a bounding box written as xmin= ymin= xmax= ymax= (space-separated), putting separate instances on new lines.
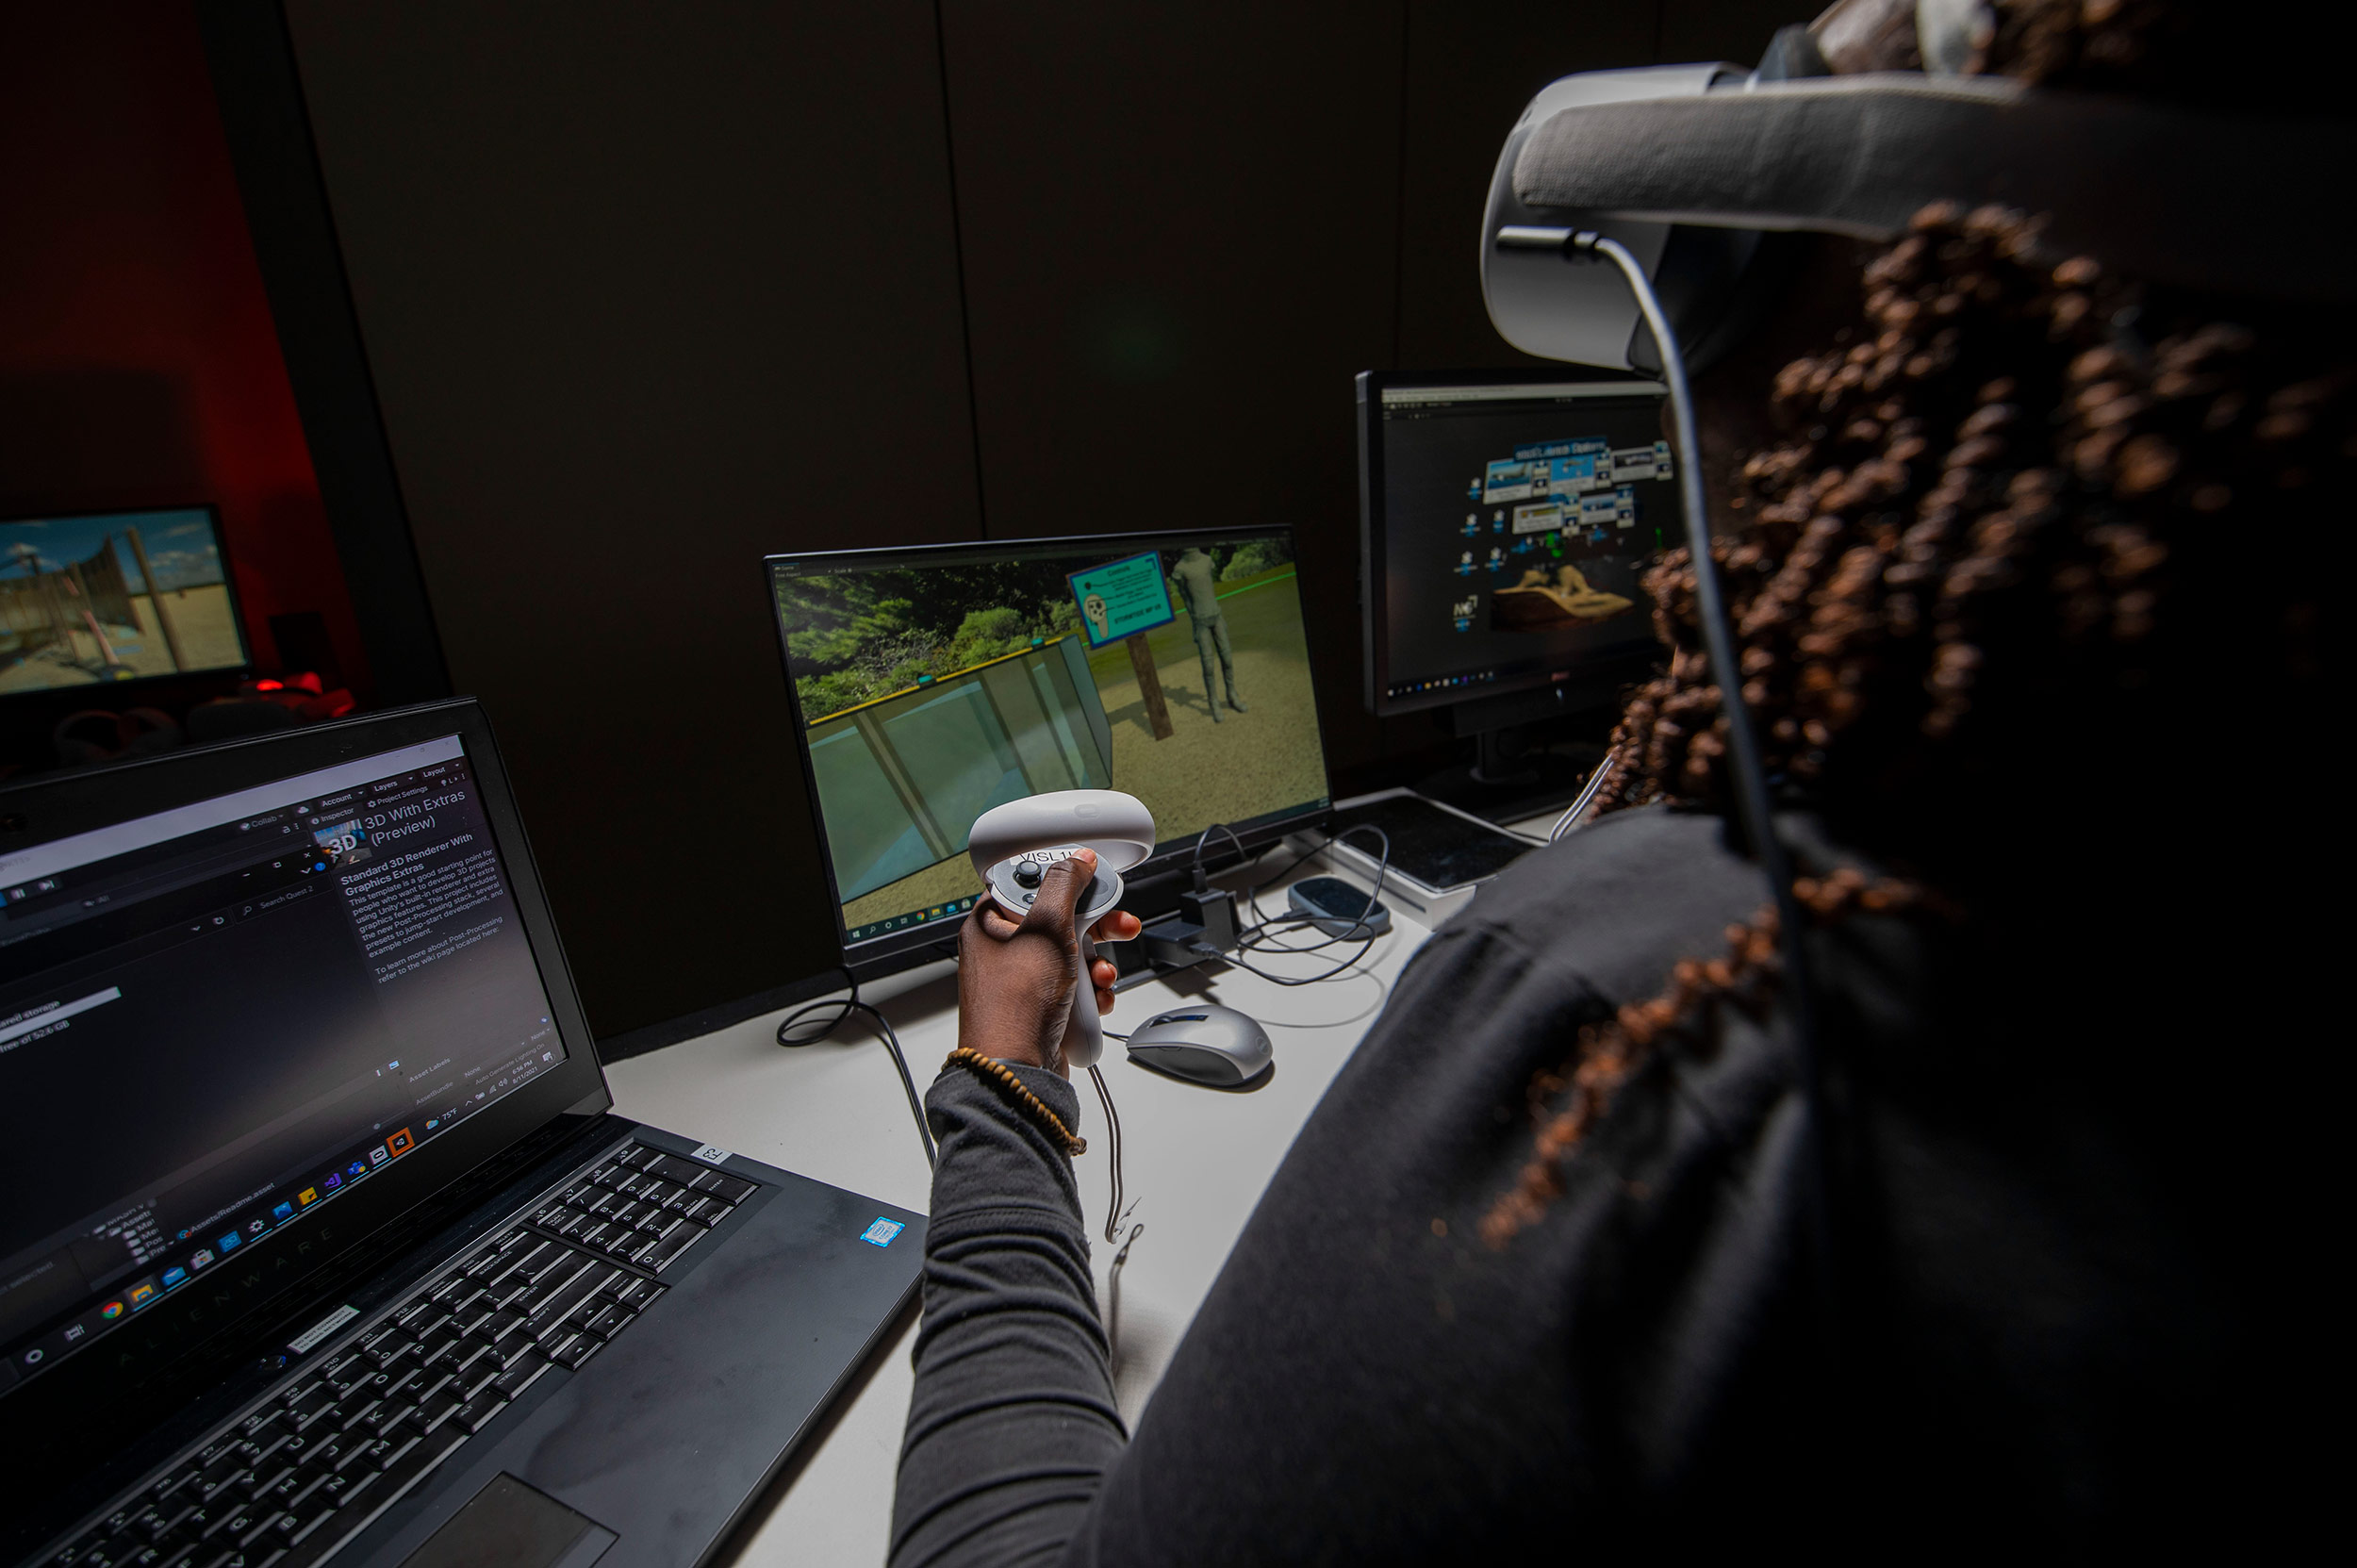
xmin=46 ymin=569 xmax=86 ymax=666
xmin=1125 ymin=632 xmax=1173 ymax=740
xmin=42 ymin=572 xmax=75 ymax=660
xmin=123 ymin=527 xmax=185 ymax=671
xmin=66 ymin=563 xmax=123 ymax=672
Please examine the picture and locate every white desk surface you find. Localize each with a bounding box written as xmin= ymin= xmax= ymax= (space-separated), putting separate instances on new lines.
xmin=604 ymin=822 xmax=1551 ymax=1566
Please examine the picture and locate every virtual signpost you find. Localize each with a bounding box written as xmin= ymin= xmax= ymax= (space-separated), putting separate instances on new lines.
xmin=1067 ymin=552 xmax=1175 ymax=646
xmin=1069 ymin=552 xmax=1177 ymax=740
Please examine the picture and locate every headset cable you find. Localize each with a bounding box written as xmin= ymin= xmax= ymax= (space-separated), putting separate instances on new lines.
xmin=1566 ymin=228 xmax=1835 ymax=1324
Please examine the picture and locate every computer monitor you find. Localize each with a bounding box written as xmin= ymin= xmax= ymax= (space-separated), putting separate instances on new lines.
xmin=1356 ymin=371 xmax=1677 ymax=720
xmin=1 ymin=506 xmax=251 ymax=697
xmin=766 ymin=528 xmax=1332 ymax=978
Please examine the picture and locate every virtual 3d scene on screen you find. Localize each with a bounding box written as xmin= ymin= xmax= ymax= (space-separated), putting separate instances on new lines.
xmin=777 ymin=536 xmax=1327 ymax=942
xmin=2 ymin=509 xmax=245 ymax=696
xmin=1463 ymin=437 xmax=1673 ymax=633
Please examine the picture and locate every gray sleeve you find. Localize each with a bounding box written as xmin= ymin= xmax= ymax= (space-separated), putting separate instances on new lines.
xmin=888 ymin=1064 xmax=1124 ymax=1568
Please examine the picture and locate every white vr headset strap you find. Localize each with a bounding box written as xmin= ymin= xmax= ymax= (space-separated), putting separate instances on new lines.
xmin=1511 ymin=73 xmax=2355 ymax=302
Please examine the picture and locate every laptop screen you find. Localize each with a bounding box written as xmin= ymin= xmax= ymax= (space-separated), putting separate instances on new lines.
xmin=0 ymin=734 xmax=569 ymax=1390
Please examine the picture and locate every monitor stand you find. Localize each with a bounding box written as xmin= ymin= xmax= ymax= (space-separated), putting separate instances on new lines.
xmin=1412 ymin=672 xmax=1632 ymax=825
xmin=1415 ymin=733 xmax=1602 ymax=825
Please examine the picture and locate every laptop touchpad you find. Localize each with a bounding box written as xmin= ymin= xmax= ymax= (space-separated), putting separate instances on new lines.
xmin=401 ymin=1474 xmax=617 ymax=1568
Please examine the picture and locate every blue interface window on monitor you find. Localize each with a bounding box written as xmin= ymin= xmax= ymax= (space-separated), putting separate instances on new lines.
xmin=1360 ymin=376 xmax=1677 ymax=718
xmin=767 ymin=530 xmax=1331 ymax=949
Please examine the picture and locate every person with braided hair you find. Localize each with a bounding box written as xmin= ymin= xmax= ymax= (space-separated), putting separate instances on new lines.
xmin=893 ymin=3 xmax=2343 ymax=1561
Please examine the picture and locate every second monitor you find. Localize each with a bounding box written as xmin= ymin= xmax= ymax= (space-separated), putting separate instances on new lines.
xmin=1357 ymin=371 xmax=1677 ymax=722
xmin=767 ymin=527 xmax=1331 ymax=980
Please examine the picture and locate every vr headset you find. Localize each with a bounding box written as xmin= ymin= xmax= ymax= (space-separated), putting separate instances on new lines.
xmin=1483 ymin=3 xmax=2353 ymax=373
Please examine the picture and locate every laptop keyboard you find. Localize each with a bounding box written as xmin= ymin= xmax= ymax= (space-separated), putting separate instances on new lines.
xmin=43 ymin=1145 xmax=759 ymax=1568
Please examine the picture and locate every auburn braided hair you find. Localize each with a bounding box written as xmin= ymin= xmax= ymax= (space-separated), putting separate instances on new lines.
xmin=1482 ymin=871 xmax=1928 ymax=1247
xmin=1483 ymin=1 xmax=2352 ymax=1246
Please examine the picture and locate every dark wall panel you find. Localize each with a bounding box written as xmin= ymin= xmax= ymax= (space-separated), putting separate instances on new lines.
xmin=1658 ymin=0 xmax=1805 ymax=65
xmin=201 ymin=0 xmax=448 ymax=710
xmin=1394 ymin=1 xmax=1661 ymax=372
xmin=939 ymin=0 xmax=1408 ymax=781
xmin=279 ymin=1 xmax=980 ymax=1038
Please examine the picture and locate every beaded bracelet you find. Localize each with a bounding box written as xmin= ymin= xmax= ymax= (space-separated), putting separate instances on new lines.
xmin=943 ymin=1048 xmax=1087 ymax=1156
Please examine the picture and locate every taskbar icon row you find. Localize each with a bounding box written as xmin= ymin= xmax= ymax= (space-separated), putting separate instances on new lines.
xmin=1388 ymin=669 xmax=1499 ymax=700
xmin=5 ymin=1115 xmax=456 ymax=1387
xmin=848 ymin=895 xmax=979 ymax=944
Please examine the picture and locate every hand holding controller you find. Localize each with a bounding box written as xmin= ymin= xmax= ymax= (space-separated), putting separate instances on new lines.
xmin=966 ymin=790 xmax=1155 ymax=1070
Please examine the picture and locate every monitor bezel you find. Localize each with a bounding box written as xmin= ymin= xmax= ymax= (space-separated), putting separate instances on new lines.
xmin=1356 ymin=368 xmax=1672 ymax=720
xmin=0 ymin=700 xmax=612 ymax=1478
xmin=764 ymin=526 xmax=1336 ymax=979
xmin=0 ymin=502 xmax=256 ymax=701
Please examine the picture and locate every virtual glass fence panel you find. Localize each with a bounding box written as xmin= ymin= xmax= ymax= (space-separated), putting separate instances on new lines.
xmin=808 ymin=635 xmax=1111 ymax=902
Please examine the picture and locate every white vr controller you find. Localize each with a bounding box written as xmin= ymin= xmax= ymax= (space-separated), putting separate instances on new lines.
xmin=967 ymin=789 xmax=1156 ymax=1070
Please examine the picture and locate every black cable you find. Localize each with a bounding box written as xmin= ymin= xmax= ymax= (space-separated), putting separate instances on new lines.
xmin=1234 ymin=905 xmax=1374 ymax=957
xmin=1239 ymin=824 xmax=1391 ymax=945
xmin=1222 ymin=825 xmax=1393 ymax=985
xmin=1189 ymin=821 xmax=1251 ymax=881
xmin=1234 ymin=837 xmax=1319 ymax=930
xmin=1574 ymin=230 xmax=1834 ymax=1323
xmin=1224 ymin=939 xmax=1387 ymax=988
xmin=1228 ymin=824 xmax=1367 ymax=939
xmin=776 ymin=982 xmax=937 ymax=1167
xmin=1103 ymin=819 xmax=1388 ymax=986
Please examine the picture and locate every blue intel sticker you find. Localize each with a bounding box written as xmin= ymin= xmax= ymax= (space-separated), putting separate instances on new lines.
xmin=860 ymin=1217 xmax=904 ymax=1248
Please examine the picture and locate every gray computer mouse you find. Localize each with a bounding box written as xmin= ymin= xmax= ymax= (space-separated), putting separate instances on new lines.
xmin=1124 ymin=1004 xmax=1273 ymax=1087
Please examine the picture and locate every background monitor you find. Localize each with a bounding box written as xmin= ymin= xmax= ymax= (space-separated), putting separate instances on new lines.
xmin=767 ymin=527 xmax=1331 ymax=977
xmin=1357 ymin=371 xmax=1676 ymax=719
xmin=0 ymin=506 xmax=250 ymax=698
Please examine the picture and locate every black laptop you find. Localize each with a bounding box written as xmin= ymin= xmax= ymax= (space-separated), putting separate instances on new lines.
xmin=0 ymin=700 xmax=924 ymax=1568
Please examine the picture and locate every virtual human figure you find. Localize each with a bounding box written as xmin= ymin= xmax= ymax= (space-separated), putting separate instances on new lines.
xmin=1168 ymin=547 xmax=1245 ymax=722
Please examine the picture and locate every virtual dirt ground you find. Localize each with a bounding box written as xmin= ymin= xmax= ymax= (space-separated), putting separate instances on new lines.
xmin=0 ymin=585 xmax=241 ymax=694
